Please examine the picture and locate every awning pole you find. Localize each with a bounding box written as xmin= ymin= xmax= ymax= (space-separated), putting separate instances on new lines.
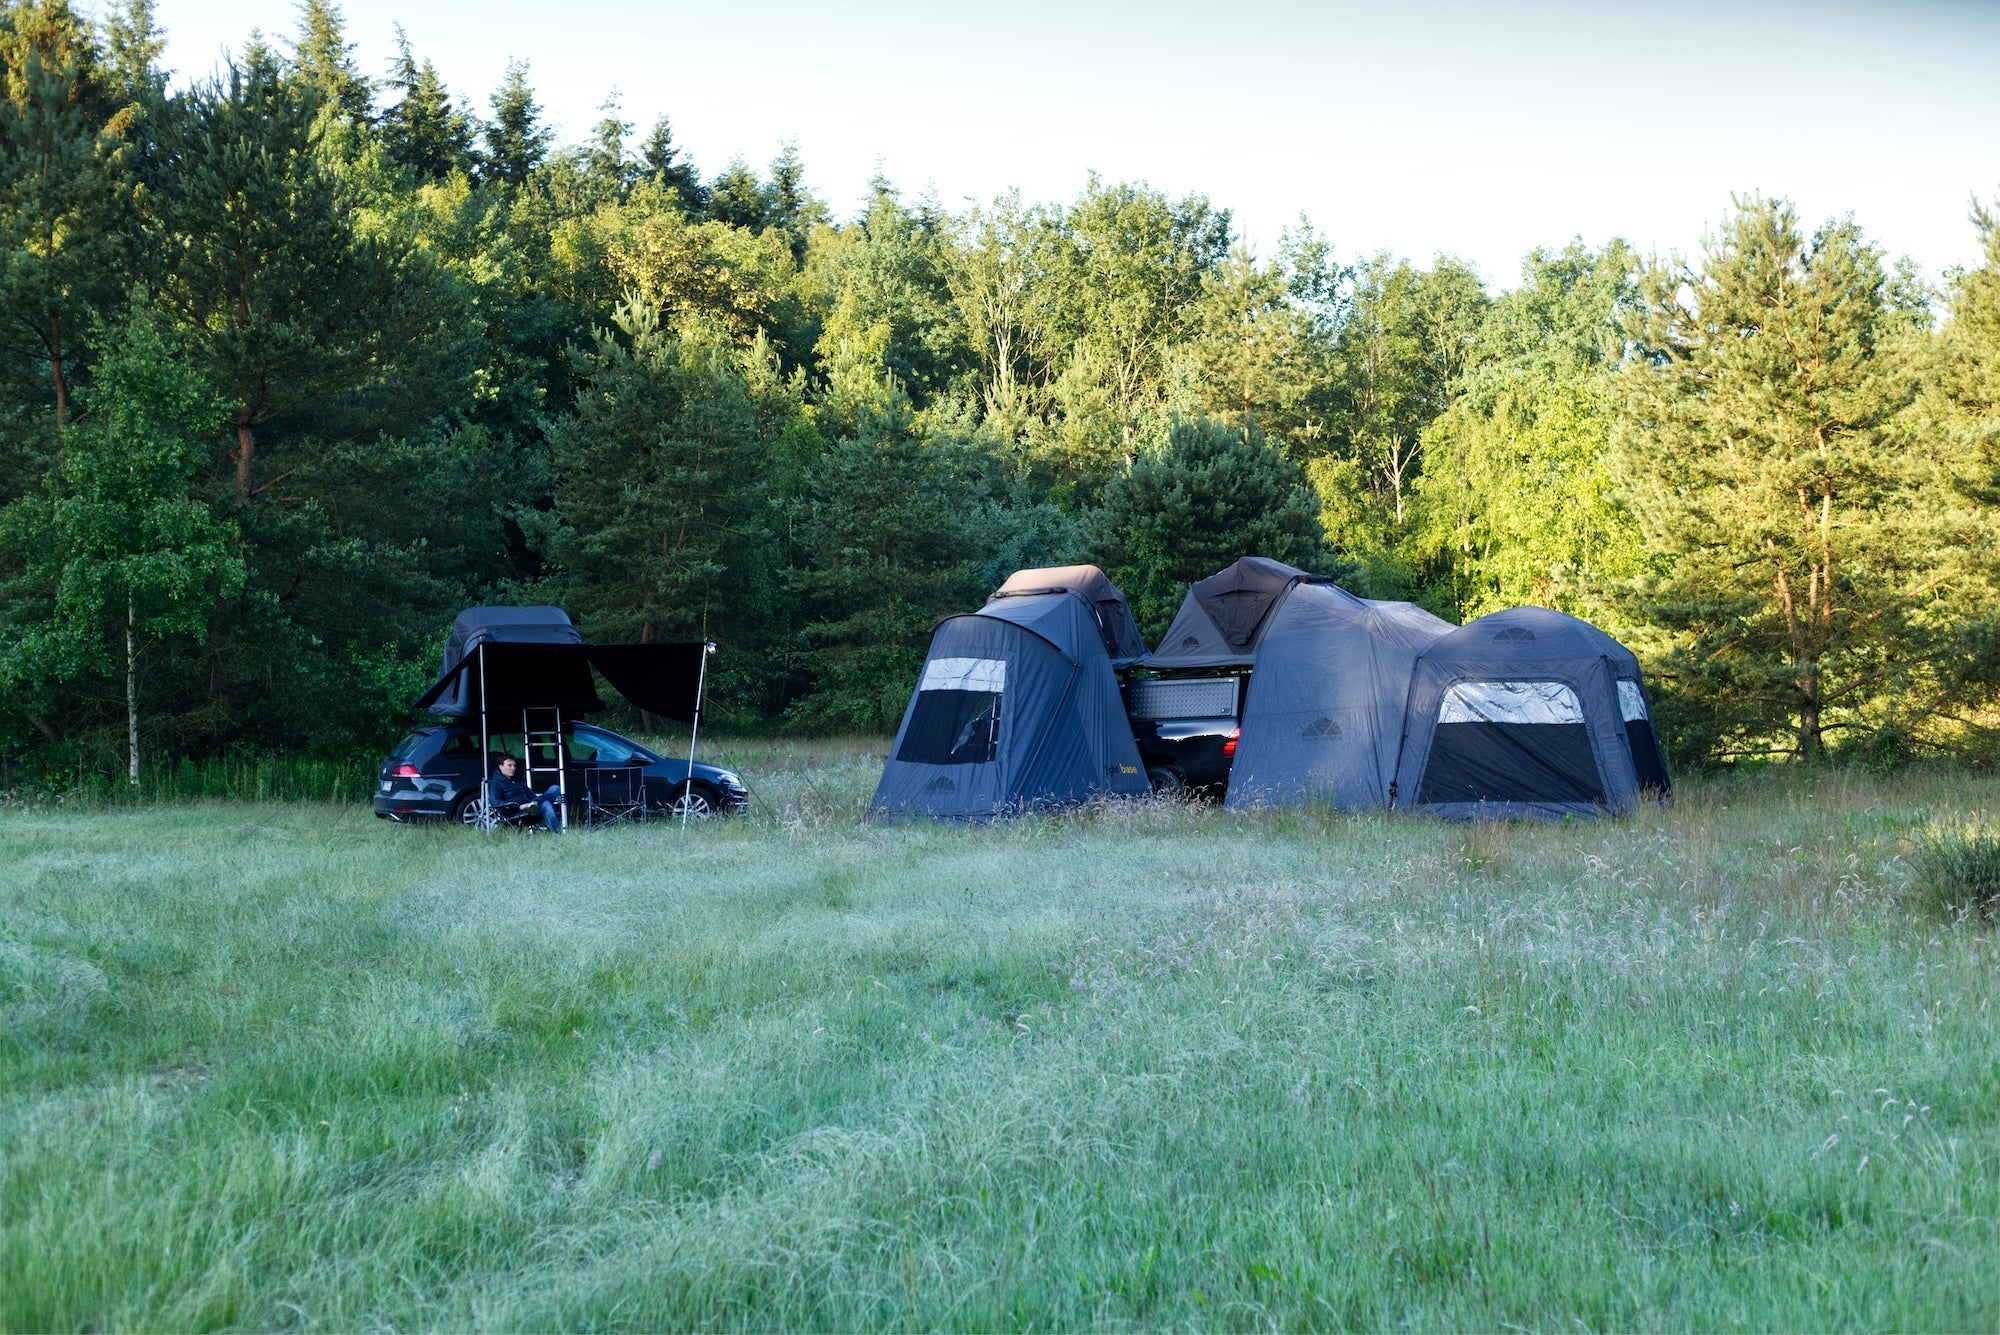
xmin=682 ymin=641 xmax=714 ymax=831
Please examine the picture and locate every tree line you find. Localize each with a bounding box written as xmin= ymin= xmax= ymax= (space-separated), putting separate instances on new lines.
xmin=1 ymin=0 xmax=1996 ymax=782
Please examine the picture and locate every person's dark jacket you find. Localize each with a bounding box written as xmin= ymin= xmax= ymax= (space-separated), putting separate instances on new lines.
xmin=489 ymin=771 xmax=536 ymax=807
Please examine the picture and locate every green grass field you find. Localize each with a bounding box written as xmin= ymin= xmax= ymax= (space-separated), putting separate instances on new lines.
xmin=3 ymin=743 xmax=1997 ymax=1331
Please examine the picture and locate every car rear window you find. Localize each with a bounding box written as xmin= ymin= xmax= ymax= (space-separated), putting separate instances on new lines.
xmin=389 ymin=732 xmax=431 ymax=760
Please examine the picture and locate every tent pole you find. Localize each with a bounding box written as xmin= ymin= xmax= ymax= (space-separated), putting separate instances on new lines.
xmin=478 ymin=643 xmax=489 ymax=824
xmin=682 ymin=641 xmax=713 ymax=831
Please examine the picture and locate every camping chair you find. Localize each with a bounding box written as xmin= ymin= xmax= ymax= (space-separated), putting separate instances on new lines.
xmin=582 ymin=764 xmax=649 ymax=828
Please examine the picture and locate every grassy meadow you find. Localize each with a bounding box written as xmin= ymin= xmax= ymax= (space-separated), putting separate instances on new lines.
xmin=2 ymin=742 xmax=1998 ymax=1331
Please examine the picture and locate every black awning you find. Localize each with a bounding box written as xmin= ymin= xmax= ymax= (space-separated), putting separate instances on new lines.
xmin=413 ymin=641 xmax=709 ymax=722
xmin=584 ymin=643 xmax=708 ymax=723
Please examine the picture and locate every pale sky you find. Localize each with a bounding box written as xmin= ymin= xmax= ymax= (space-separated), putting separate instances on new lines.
xmin=141 ymin=0 xmax=2000 ymax=289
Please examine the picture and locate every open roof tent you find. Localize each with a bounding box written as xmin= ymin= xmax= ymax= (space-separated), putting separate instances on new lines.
xmin=1141 ymin=557 xmax=1320 ymax=671
xmin=990 ymin=564 xmax=1148 ymax=668
xmin=871 ymin=566 xmax=1150 ymax=821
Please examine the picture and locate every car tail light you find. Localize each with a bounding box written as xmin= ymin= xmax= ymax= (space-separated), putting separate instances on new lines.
xmin=390 ymin=763 xmax=421 ymax=777
xmin=1222 ymin=728 xmax=1240 ymax=758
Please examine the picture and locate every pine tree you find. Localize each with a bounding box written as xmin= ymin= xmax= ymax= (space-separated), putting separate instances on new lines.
xmin=1615 ymin=196 xmax=1984 ymax=762
xmin=146 ymin=59 xmax=469 ymax=496
xmin=638 ymin=113 xmax=703 ymax=210
xmin=1094 ymin=415 xmax=1334 ymax=636
xmin=101 ymin=0 xmax=164 ymax=100
xmin=787 ymin=381 xmax=984 ymax=730
xmin=764 ymin=139 xmax=822 ymax=260
xmin=481 ymin=58 xmax=549 ymax=186
xmin=290 ymin=0 xmax=371 ymax=126
xmin=380 ymin=25 xmax=473 ymax=181
xmin=0 ymin=0 xmax=135 ymax=426
xmin=584 ymin=87 xmax=632 ymax=196
xmin=704 ymin=155 xmax=764 ymax=230
xmin=546 ymin=298 xmax=774 ymax=674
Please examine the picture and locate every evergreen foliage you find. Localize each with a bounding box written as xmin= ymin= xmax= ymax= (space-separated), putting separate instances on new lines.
xmin=379 ymin=26 xmax=473 ymax=181
xmin=1094 ymin=415 xmax=1334 ymax=636
xmin=1615 ymin=198 xmax=1999 ymax=763
xmin=0 ymin=5 xmax=1992 ymax=773
xmin=480 ymin=58 xmax=548 ymax=186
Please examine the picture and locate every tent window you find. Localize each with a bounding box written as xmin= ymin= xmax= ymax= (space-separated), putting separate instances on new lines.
xmin=1439 ymin=680 xmax=1585 ymax=725
xmin=1616 ymin=679 xmax=1649 ymax=722
xmin=901 ymin=658 xmax=1006 ymax=766
xmin=921 ymin=656 xmax=1007 ymax=692
xmin=1421 ymin=678 xmax=1605 ymax=806
xmin=899 ymin=691 xmax=1001 ymax=765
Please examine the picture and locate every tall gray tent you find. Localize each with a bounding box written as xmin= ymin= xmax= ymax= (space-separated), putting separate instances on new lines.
xmin=871 ymin=567 xmax=1150 ymax=820
xmin=1223 ymin=586 xmax=1454 ymax=811
xmin=1391 ymin=606 xmax=1670 ymax=820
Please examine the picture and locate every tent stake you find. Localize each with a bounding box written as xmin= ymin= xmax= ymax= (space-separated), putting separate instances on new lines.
xmin=683 ymin=642 xmax=714 ymax=831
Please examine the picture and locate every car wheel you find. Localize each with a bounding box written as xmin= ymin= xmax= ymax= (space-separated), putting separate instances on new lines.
xmin=667 ymin=783 xmax=717 ymax=820
xmin=1146 ymin=765 xmax=1186 ymax=797
xmin=451 ymin=794 xmax=491 ymax=828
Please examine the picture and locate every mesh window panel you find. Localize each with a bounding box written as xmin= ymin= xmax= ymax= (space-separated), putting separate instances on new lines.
xmin=898 ymin=690 xmax=1003 ymax=765
xmin=1627 ymin=720 xmax=1670 ymax=794
xmin=1417 ymin=722 xmax=1606 ymax=806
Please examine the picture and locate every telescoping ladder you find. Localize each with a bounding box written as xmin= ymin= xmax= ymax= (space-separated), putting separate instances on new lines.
xmin=520 ymin=706 xmax=568 ymax=828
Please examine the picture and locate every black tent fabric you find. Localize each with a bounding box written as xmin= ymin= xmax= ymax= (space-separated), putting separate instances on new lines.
xmin=1223 ymin=587 xmax=1453 ymax=811
xmin=585 ymin=643 xmax=709 ymax=723
xmin=415 ymin=642 xmax=604 ymax=715
xmin=1142 ymin=557 xmax=1313 ymax=670
xmin=427 ymin=606 xmax=581 ymax=715
xmin=990 ymin=564 xmax=1149 ymax=667
xmin=871 ymin=585 xmax=1149 ymax=820
xmin=416 ymin=606 xmax=709 ymax=723
xmin=1391 ymin=606 xmax=1669 ymax=820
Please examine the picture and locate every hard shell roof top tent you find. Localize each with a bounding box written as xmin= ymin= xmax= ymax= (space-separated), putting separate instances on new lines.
xmin=1390 ymin=606 xmax=1671 ymax=820
xmin=1222 ymin=588 xmax=1454 ymax=811
xmin=1142 ymin=556 xmax=1316 ymax=671
xmin=990 ymin=564 xmax=1148 ymax=668
xmin=412 ymin=606 xmax=714 ymax=828
xmin=871 ymin=574 xmax=1151 ymax=821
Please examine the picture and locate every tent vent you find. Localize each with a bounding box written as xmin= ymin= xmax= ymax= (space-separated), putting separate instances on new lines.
xmin=1301 ymin=717 xmax=1343 ymax=738
xmin=1494 ymin=627 xmax=1537 ymax=642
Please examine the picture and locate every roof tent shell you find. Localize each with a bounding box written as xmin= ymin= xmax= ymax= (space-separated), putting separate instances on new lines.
xmin=1142 ymin=557 xmax=1316 ymax=671
xmin=1391 ymin=606 xmax=1669 ymax=820
xmin=990 ymin=564 xmax=1149 ymax=668
xmin=1223 ymin=588 xmax=1454 ymax=811
xmin=870 ymin=588 xmax=1149 ymax=821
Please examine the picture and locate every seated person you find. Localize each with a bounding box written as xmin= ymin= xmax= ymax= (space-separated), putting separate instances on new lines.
xmin=488 ymin=754 xmax=563 ymax=831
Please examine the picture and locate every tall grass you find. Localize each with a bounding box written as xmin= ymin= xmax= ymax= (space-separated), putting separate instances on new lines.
xmin=5 ymin=753 xmax=376 ymax=807
xmin=2 ymin=753 xmax=1997 ymax=1330
xmin=1909 ymin=816 xmax=2000 ymax=922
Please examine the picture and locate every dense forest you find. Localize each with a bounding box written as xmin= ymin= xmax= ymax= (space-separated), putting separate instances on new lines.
xmin=0 ymin=0 xmax=1996 ymax=782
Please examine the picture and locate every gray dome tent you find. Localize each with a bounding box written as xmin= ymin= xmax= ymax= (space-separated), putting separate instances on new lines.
xmin=1391 ymin=606 xmax=1670 ymax=820
xmin=1223 ymin=587 xmax=1453 ymax=811
xmin=871 ymin=568 xmax=1150 ymax=821
xmin=1142 ymin=556 xmax=1312 ymax=670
